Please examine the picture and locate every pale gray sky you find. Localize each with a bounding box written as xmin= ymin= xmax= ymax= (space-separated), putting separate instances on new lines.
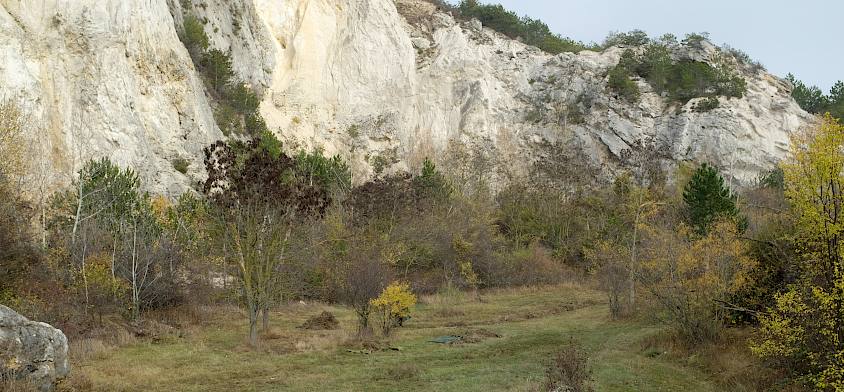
xmin=484 ymin=0 xmax=842 ymax=91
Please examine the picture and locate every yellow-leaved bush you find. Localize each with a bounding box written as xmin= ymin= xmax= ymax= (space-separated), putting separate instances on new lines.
xmin=453 ymin=235 xmax=480 ymax=295
xmin=370 ymin=281 xmax=417 ymax=335
xmin=639 ymin=220 xmax=754 ymax=344
xmin=78 ymin=252 xmax=129 ymax=318
xmin=752 ymin=115 xmax=844 ymax=390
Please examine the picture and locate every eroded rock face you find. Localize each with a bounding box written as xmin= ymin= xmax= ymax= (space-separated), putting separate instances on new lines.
xmin=0 ymin=0 xmax=815 ymax=194
xmin=0 ymin=305 xmax=69 ymax=391
xmin=0 ymin=0 xmax=221 ymax=195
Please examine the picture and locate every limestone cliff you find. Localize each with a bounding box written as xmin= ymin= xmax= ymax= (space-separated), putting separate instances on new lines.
xmin=0 ymin=0 xmax=815 ymax=194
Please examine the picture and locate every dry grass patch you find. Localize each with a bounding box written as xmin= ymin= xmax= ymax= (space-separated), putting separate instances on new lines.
xmin=69 ymin=338 xmax=112 ymax=363
xmin=293 ymin=329 xmax=350 ymax=352
xmin=68 ymin=283 xmax=750 ymax=391
xmin=56 ymin=373 xmax=94 ymax=392
xmin=378 ymin=363 xmax=422 ymax=381
xmin=68 ymin=320 xmax=140 ymax=363
xmin=1 ymin=376 xmax=38 ymax=392
xmin=638 ymin=328 xmax=802 ymax=391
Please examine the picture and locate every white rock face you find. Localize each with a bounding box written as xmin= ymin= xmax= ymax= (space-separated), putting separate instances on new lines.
xmin=0 ymin=0 xmax=221 ymax=195
xmin=0 ymin=0 xmax=815 ymax=194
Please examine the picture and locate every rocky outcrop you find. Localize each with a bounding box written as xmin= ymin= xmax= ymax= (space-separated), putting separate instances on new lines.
xmin=0 ymin=0 xmax=815 ymax=194
xmin=0 ymin=305 xmax=69 ymax=391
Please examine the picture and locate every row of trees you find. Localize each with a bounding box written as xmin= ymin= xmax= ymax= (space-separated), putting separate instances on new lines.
xmin=3 ymin=124 xmax=459 ymax=346
xmin=787 ymin=74 xmax=844 ymax=120
xmin=752 ymin=115 xmax=844 ymax=390
xmin=488 ymin=111 xmax=840 ymax=389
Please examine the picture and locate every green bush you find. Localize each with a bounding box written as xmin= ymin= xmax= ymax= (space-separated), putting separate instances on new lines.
xmin=181 ymin=15 xmax=209 ymax=61
xmin=213 ymin=103 xmax=237 ymax=136
xmin=757 ymin=167 xmax=784 ymax=189
xmin=172 ymin=158 xmax=190 ymax=174
xmin=607 ymin=65 xmax=640 ymax=102
xmin=201 ymin=49 xmax=234 ymax=94
xmin=227 ymin=83 xmax=261 ymax=113
xmin=495 ymin=184 xmax=600 ymax=267
xmin=787 ymin=74 xmax=829 ymax=113
xmin=666 ymin=59 xmax=745 ymax=102
xmin=414 ymin=158 xmax=453 ymax=202
xmin=633 ymin=44 xmax=672 ymax=90
xmin=682 ymin=32 xmax=710 ymax=49
xmin=603 ymin=30 xmax=650 ymax=48
xmin=294 ymin=148 xmax=352 ymax=195
xmin=669 ymin=61 xmax=719 ymax=102
xmin=457 ymin=0 xmax=588 ymax=54
xmin=693 ymin=97 xmax=720 ymax=112
xmin=244 ymin=112 xmax=268 ymax=136
xmin=346 ymin=124 xmax=360 ymax=139
xmin=613 ymin=41 xmax=746 ymax=104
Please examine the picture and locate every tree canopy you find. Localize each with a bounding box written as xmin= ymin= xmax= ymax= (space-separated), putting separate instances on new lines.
xmin=787 ymin=74 xmax=844 ymax=119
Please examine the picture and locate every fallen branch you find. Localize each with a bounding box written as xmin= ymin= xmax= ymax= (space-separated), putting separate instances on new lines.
xmin=713 ymin=299 xmax=766 ymax=317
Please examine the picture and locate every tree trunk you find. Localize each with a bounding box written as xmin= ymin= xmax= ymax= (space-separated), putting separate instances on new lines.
xmin=81 ymin=236 xmax=90 ymax=314
xmin=248 ymin=306 xmax=259 ymax=347
xmin=131 ymin=223 xmax=139 ymax=320
xmin=71 ymin=185 xmax=83 ymax=244
xmin=628 ymin=218 xmax=638 ymax=312
xmin=111 ymin=236 xmax=118 ymax=300
xmin=357 ymin=306 xmax=370 ymax=336
xmin=222 ymin=241 xmax=228 ymax=293
xmin=261 ymin=305 xmax=269 ymax=331
xmin=41 ymin=205 xmax=47 ymax=249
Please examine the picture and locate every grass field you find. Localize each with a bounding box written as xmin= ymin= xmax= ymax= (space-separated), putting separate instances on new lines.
xmin=66 ymin=284 xmax=733 ymax=391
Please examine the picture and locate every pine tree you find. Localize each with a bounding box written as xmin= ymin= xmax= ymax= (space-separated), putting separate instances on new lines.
xmin=682 ymin=163 xmax=738 ymax=234
xmin=414 ymin=158 xmax=452 ymax=201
